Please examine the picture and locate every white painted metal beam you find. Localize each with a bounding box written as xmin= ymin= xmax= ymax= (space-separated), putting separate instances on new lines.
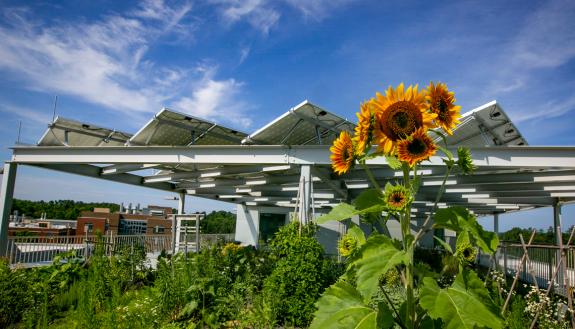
xmin=0 ymin=163 xmax=17 ymax=256
xmin=11 ymin=145 xmax=575 ymax=168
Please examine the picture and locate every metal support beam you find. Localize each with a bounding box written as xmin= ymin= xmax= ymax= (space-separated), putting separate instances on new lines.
xmin=11 ymin=145 xmax=575 ymax=168
xmin=298 ymin=165 xmax=312 ymax=224
xmin=554 ymin=199 xmax=562 ymax=245
xmin=28 ymin=163 xmax=175 ymax=192
xmin=494 ymin=213 xmax=500 ymax=270
xmin=0 ymin=163 xmax=17 ymax=256
xmin=178 ymin=192 xmax=186 ymax=215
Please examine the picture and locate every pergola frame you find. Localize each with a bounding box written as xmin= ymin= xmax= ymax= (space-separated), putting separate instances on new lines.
xmin=2 ymin=144 xmax=575 ymax=254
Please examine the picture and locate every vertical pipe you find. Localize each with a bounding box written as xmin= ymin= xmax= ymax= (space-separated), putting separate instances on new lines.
xmin=494 ymin=213 xmax=499 ymax=270
xmin=298 ymin=165 xmax=311 ymax=225
xmin=0 ymin=163 xmax=17 ymax=256
xmin=554 ymin=200 xmax=564 ymax=291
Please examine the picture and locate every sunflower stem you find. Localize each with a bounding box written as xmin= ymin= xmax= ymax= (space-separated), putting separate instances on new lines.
xmin=361 ymin=162 xmax=381 ymax=191
xmin=412 ymin=165 xmax=453 ymax=245
xmin=401 ymin=163 xmax=416 ymax=329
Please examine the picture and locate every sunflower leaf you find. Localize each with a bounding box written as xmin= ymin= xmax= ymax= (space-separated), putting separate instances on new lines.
xmin=436 ymin=144 xmax=453 ymax=162
xmin=384 ymin=154 xmax=402 ymax=169
xmin=310 ymin=281 xmax=394 ymax=329
xmin=434 ymin=206 xmax=499 ymax=254
xmin=433 ymin=236 xmax=453 ymax=254
xmin=353 ymin=188 xmax=384 ymax=211
xmin=316 ymin=202 xmax=386 ymax=224
xmin=419 ymin=269 xmax=503 ymax=329
xmin=351 ymin=235 xmax=408 ymax=301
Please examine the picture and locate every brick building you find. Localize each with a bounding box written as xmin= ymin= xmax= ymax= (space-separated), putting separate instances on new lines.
xmin=77 ymin=206 xmax=173 ymax=236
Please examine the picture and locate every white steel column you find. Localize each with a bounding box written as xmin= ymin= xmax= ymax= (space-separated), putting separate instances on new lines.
xmin=493 ymin=213 xmax=500 ymax=270
xmin=178 ymin=192 xmax=186 ymax=214
xmin=0 ymin=163 xmax=17 ymax=256
xmin=554 ymin=200 xmax=562 ymax=244
xmin=298 ymin=165 xmax=312 ymax=224
xmin=554 ymin=199 xmax=564 ymax=291
xmin=172 ymin=192 xmax=186 ymax=253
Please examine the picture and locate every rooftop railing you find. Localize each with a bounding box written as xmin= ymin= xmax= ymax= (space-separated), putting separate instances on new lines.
xmin=6 ymin=233 xmax=235 ymax=268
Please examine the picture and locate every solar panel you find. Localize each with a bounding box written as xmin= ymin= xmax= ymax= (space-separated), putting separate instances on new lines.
xmin=243 ymin=100 xmax=355 ymax=146
xmin=129 ymin=108 xmax=248 ymax=146
xmin=441 ymin=101 xmax=528 ymax=147
xmin=37 ymin=117 xmax=132 ymax=146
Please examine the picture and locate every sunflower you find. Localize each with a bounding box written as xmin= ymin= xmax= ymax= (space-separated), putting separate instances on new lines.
xmin=353 ymin=101 xmax=375 ymax=156
xmin=372 ymin=83 xmax=437 ymax=155
xmin=456 ymin=241 xmax=478 ymax=263
xmin=330 ymin=131 xmax=355 ymax=175
xmin=397 ymin=128 xmax=437 ymax=167
xmin=383 ymin=183 xmax=411 ymax=212
xmin=338 ymin=233 xmax=358 ymax=257
xmin=426 ymin=82 xmax=461 ymax=135
xmin=456 ymin=146 xmax=476 ymax=175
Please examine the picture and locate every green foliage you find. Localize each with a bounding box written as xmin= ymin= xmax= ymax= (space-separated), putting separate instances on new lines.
xmin=310 ymin=281 xmax=394 ymax=329
xmin=199 ymin=210 xmax=236 ymax=234
xmin=11 ymin=199 xmax=119 ymax=220
xmin=0 ymin=259 xmax=35 ymax=327
xmin=419 ymin=269 xmax=503 ymax=329
xmin=350 ymin=235 xmax=408 ymax=301
xmin=434 ymin=206 xmax=499 ymax=254
xmin=263 ymin=221 xmax=339 ymax=327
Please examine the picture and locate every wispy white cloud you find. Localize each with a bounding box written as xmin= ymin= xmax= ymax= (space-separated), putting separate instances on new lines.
xmin=211 ymin=0 xmax=352 ymax=33
xmin=0 ymin=2 xmax=253 ymax=129
xmin=513 ymin=95 xmax=575 ymax=123
xmin=239 ymin=46 xmax=251 ymax=64
xmin=172 ymin=66 xmax=253 ymax=128
xmin=212 ymin=0 xmax=279 ymax=34
xmin=283 ymin=0 xmax=353 ymax=19
xmin=0 ymin=104 xmax=53 ymax=125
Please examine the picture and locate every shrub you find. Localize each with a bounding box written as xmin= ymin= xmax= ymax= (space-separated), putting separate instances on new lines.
xmin=263 ymin=221 xmax=337 ymax=327
xmin=0 ymin=260 xmax=34 ymax=327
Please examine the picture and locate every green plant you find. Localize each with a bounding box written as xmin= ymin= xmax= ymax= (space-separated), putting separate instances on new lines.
xmin=0 ymin=260 xmax=35 ymax=327
xmin=311 ymin=82 xmax=502 ymax=329
xmin=261 ymin=221 xmax=337 ymax=327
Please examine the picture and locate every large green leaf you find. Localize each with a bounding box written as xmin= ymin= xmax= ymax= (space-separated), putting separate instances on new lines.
xmin=353 ymin=188 xmax=383 ymax=211
xmin=419 ymin=269 xmax=503 ymax=329
xmin=310 ymin=281 xmax=394 ymax=329
xmin=316 ymin=202 xmax=386 ymax=224
xmin=347 ymin=224 xmax=367 ymax=246
xmin=434 ymin=206 xmax=499 ymax=254
xmin=351 ymin=235 xmax=408 ymax=300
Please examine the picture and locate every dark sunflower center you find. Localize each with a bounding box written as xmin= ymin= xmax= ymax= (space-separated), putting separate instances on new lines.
xmin=406 ymin=138 xmax=427 ymax=155
xmin=435 ymin=98 xmax=450 ymax=122
xmin=390 ymin=192 xmax=404 ymax=205
xmin=382 ymin=101 xmax=422 ymax=140
xmin=463 ymin=248 xmax=471 ymax=258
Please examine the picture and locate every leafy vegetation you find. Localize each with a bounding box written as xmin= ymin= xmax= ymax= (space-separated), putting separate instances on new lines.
xmin=11 ymin=199 xmax=119 ymax=220
xmin=199 ymin=210 xmax=236 ymax=234
xmin=0 ymin=221 xmax=340 ymax=328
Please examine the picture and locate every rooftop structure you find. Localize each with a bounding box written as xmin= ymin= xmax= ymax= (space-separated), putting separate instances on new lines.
xmin=1 ymin=100 xmax=574 ymax=253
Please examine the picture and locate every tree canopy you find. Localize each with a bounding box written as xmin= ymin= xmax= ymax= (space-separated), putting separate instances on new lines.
xmin=11 ymin=199 xmax=119 ymax=220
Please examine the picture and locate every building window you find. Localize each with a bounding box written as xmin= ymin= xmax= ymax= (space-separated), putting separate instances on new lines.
xmin=119 ymin=219 xmax=147 ymax=235
xmin=154 ymin=226 xmax=165 ymax=234
xmin=85 ymin=223 xmax=93 ymax=233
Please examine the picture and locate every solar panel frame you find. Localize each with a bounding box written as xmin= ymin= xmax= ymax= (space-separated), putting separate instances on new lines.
xmin=37 ymin=116 xmax=132 ymax=147
xmin=440 ymin=101 xmax=528 ymax=147
xmin=243 ymin=100 xmax=355 ymax=146
xmin=128 ymin=108 xmax=248 ymax=146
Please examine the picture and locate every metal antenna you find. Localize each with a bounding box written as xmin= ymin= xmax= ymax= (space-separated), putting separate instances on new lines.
xmin=16 ymin=120 xmax=22 ymax=144
xmin=52 ymin=95 xmax=58 ymax=122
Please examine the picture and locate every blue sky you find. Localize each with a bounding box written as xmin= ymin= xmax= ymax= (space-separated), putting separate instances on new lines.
xmin=0 ymin=0 xmax=574 ymax=231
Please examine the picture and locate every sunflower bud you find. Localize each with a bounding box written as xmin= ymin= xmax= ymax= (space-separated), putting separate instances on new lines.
xmin=456 ymin=147 xmax=476 ymax=175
